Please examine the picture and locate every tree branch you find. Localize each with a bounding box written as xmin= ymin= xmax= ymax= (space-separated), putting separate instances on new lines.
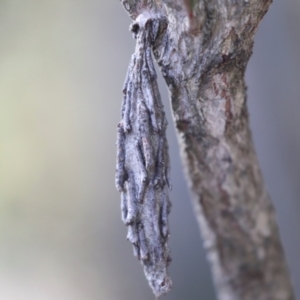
xmin=118 ymin=0 xmax=295 ymax=299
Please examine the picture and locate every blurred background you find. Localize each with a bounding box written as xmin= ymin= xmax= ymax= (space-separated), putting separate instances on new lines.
xmin=0 ymin=1 xmax=299 ymax=299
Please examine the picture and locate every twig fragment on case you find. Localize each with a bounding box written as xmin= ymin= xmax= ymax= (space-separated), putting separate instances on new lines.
xmin=115 ymin=12 xmax=172 ymax=298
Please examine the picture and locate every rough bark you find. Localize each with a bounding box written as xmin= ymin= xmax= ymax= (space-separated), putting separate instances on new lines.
xmin=119 ymin=0 xmax=295 ymax=299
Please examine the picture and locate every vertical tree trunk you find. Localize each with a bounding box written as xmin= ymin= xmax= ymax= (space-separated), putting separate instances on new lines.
xmin=119 ymin=0 xmax=295 ymax=299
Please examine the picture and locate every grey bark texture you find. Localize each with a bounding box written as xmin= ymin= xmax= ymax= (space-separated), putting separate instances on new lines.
xmin=118 ymin=0 xmax=296 ymax=299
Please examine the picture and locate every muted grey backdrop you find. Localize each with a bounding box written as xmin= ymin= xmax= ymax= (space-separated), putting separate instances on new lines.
xmin=0 ymin=1 xmax=299 ymax=299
